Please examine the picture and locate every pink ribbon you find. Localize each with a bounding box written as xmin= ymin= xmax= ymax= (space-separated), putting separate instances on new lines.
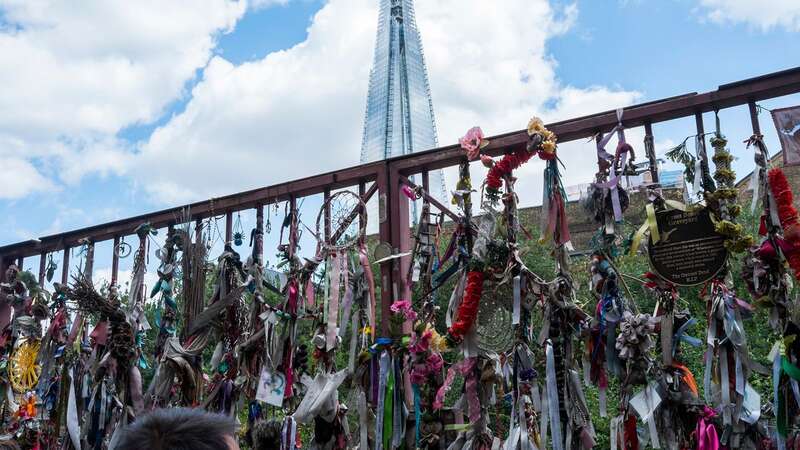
xmin=305 ymin=278 xmax=315 ymax=309
xmin=90 ymin=320 xmax=109 ymax=346
xmin=434 ymin=359 xmax=469 ymax=410
xmin=433 ymin=358 xmax=480 ymax=423
xmin=695 ymin=406 xmax=719 ymax=450
xmin=286 ymin=280 xmax=298 ymax=315
xmin=461 ymin=358 xmax=481 ymax=423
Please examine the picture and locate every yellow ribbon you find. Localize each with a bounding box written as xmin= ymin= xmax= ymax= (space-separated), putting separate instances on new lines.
xmin=629 ymin=203 xmax=659 ymax=256
xmin=628 ymin=200 xmax=695 ymax=257
xmin=444 ymin=423 xmax=473 ymax=432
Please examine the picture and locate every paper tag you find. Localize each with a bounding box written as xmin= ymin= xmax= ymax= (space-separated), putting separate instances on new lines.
xmin=740 ymin=383 xmax=761 ymax=425
xmin=629 ymin=382 xmax=662 ymax=422
xmin=256 ymin=367 xmax=286 ymax=406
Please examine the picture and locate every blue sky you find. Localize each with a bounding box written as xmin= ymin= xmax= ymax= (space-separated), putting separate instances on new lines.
xmin=1 ymin=0 xmax=798 ymax=288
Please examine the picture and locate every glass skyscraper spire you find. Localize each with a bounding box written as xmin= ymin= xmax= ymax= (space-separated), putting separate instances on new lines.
xmin=360 ymin=0 xmax=447 ymax=208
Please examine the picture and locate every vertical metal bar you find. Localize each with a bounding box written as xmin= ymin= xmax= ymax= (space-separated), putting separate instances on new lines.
xmin=84 ymin=241 xmax=94 ymax=282
xmin=389 ymin=167 xmax=412 ymax=322
xmin=358 ymin=180 xmax=366 ymax=242
xmin=421 ymin=170 xmax=430 ymax=209
xmin=289 ymin=195 xmax=298 ymax=258
xmin=195 ymin=219 xmax=203 ymax=246
xmin=38 ymin=252 xmax=46 ymax=285
xmin=225 ymin=211 xmax=233 ymax=243
xmin=644 ymin=121 xmax=659 ymax=184
xmin=695 ymin=111 xmax=712 ymax=191
xmin=748 ymin=99 xmax=762 ymax=135
xmin=61 ymin=247 xmax=70 ymax=284
xmin=376 ymin=165 xmax=393 ymax=337
xmin=255 ymin=204 xmax=264 ymax=264
xmin=0 ymin=257 xmax=7 ymax=282
xmin=111 ymin=236 xmax=120 ymax=285
xmin=324 ymin=188 xmax=332 ymax=244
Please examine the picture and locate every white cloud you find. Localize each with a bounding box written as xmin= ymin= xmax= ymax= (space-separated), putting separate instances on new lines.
xmin=696 ymin=0 xmax=800 ymax=32
xmin=0 ymin=157 xmax=55 ymax=199
xmin=0 ymin=0 xmax=247 ymax=198
xmin=136 ymin=0 xmax=639 ymax=205
xmin=0 ymin=0 xmax=641 ymax=215
xmin=250 ymin=0 xmax=290 ymax=10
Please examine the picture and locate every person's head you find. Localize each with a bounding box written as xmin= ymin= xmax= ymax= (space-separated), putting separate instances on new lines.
xmin=117 ymin=407 xmax=239 ymax=450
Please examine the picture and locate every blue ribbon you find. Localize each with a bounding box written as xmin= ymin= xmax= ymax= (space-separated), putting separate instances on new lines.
xmin=673 ymin=318 xmax=702 ymax=356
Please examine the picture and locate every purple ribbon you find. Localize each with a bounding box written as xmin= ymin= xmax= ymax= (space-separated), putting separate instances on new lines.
xmin=596 ymin=109 xmax=629 ymax=222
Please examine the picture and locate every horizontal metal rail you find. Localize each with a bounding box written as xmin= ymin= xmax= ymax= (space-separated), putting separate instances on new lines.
xmin=2 ymin=65 xmax=799 ymax=262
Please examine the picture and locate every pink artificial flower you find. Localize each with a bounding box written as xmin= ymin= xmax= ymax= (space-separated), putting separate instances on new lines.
xmin=409 ymin=328 xmax=432 ymax=353
xmin=459 ymin=127 xmax=486 ymax=161
xmin=390 ymin=299 xmax=417 ymax=321
xmin=401 ymin=185 xmax=416 ymax=200
xmin=390 ymin=299 xmax=411 ymax=313
xmin=480 ymin=154 xmax=494 ymax=168
xmin=426 ymin=353 xmax=444 ymax=372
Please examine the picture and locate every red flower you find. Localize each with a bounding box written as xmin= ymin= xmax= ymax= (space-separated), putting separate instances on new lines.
xmin=448 ymin=270 xmax=485 ymax=340
xmin=768 ymin=168 xmax=800 ymax=280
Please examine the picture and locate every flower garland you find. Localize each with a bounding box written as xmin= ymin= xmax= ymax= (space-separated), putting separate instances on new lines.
xmin=767 ymin=167 xmax=800 ymax=280
xmin=709 ymin=134 xmax=753 ymax=253
xmin=446 ymin=270 xmax=485 ymax=344
xmin=484 ymin=117 xmax=556 ymax=202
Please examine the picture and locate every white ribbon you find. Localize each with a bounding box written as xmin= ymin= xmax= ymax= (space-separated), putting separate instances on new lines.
xmin=67 ymin=368 xmax=81 ymax=450
xmin=446 ymin=270 xmax=467 ymax=327
xmin=545 ymin=341 xmax=563 ymax=450
xmin=512 ymin=275 xmax=521 ymax=325
xmin=375 ymin=351 xmax=390 ymax=450
xmin=750 ymin=166 xmax=761 ymax=213
xmin=326 ymin=254 xmax=342 ymax=350
xmin=720 ymin=346 xmax=732 ymax=426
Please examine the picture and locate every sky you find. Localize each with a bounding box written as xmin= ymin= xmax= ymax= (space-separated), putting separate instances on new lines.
xmin=1 ymin=0 xmax=799 ymax=290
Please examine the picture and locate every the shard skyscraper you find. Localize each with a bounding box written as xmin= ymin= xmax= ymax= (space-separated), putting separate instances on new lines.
xmin=360 ymin=0 xmax=447 ymax=213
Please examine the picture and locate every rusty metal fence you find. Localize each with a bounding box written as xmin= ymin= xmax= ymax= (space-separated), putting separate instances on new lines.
xmin=2 ymin=66 xmax=800 ymax=335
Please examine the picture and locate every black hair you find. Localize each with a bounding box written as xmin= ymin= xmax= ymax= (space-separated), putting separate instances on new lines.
xmin=249 ymin=419 xmax=282 ymax=450
xmin=116 ymin=408 xmax=238 ymax=450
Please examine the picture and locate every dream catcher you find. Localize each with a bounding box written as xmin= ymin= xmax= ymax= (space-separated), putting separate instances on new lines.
xmin=9 ymin=339 xmax=41 ymax=393
xmin=114 ymin=237 xmax=132 ymax=259
xmin=316 ymin=190 xmax=366 ymax=253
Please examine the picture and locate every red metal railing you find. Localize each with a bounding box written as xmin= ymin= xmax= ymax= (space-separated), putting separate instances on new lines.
xmin=2 ymin=66 xmax=800 ymax=334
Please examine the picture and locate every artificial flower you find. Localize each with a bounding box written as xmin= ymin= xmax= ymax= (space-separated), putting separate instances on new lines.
xmin=390 ymin=299 xmax=418 ymax=321
xmin=459 ymin=126 xmax=489 ymax=160
xmin=401 ymin=185 xmax=417 ymax=200
xmin=527 ymin=117 xmax=546 ymax=135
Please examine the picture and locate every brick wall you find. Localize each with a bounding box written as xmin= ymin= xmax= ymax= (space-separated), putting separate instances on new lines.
xmin=736 ymin=153 xmax=800 ymax=209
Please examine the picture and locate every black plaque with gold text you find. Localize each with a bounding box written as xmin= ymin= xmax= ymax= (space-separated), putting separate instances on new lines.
xmin=647 ymin=208 xmax=728 ymax=286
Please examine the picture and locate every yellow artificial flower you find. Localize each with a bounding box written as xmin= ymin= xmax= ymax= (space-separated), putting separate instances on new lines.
xmin=527 ymin=117 xmax=545 ymax=136
xmin=541 ymin=141 xmax=556 ymax=153
xmin=428 ymin=326 xmax=449 ymax=352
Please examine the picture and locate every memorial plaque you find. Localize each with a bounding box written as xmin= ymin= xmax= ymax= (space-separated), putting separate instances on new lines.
xmin=647 ymin=208 xmax=727 ymax=286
